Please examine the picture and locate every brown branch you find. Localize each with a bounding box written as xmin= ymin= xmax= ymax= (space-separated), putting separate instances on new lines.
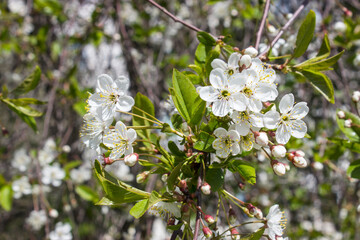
xmin=258 ymin=0 xmax=310 ymax=57
xmin=145 ymin=0 xmax=215 ymax=38
xmin=255 ymin=0 xmax=271 ymax=50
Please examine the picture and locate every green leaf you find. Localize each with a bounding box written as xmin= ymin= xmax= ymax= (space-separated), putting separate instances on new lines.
xmin=0 ymin=185 xmax=12 ymax=211
xmin=197 ymin=31 xmax=216 ymax=46
xmin=317 ymin=33 xmax=331 ymax=58
xmin=167 ymin=162 xmax=185 ymax=191
xmin=347 ymin=160 xmax=360 ymax=179
xmin=172 ymin=69 xmax=206 ymax=126
xmin=293 ymin=10 xmax=316 ymax=58
xmin=205 ymin=168 xmax=224 ymax=192
xmin=9 ymin=98 xmax=46 ymax=105
xmin=336 ymin=110 xmax=360 ymax=141
xmin=73 ymin=101 xmax=88 ymax=116
xmin=301 ymin=70 xmax=335 ymax=103
xmin=64 ymin=160 xmax=82 ymax=174
xmin=2 ymin=99 xmax=38 ymax=132
xmin=195 ymin=43 xmax=207 ymax=64
xmin=129 ymin=191 xmax=165 ymax=219
xmin=205 ymin=45 xmax=221 ymax=78
xmin=96 ymin=197 xmax=122 ymax=206
xmin=168 ymin=141 xmax=185 ymax=157
xmin=75 ymin=185 xmax=99 ymax=203
xmin=193 ymin=131 xmax=215 ymax=152
xmin=229 ymin=160 xmax=256 ymax=185
xmin=294 ymin=50 xmax=344 ymax=71
xmin=94 ymin=160 xmax=150 ymax=204
xmin=2 ymin=98 xmax=43 ymax=117
xmin=171 ymin=113 xmax=183 ymax=130
xmin=243 ymin=227 xmax=265 ymax=240
xmin=12 ymin=66 xmax=41 ymax=96
xmin=132 ymin=93 xmax=155 ymax=143
xmin=328 ymin=138 xmax=360 ymax=153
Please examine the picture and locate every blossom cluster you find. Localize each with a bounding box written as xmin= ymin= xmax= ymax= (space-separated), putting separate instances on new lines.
xmin=198 ymin=47 xmax=310 ymax=176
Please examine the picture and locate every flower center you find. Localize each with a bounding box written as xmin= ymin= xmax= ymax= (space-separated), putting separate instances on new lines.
xmin=282 ymin=115 xmax=289 ymax=121
xmin=220 ymin=90 xmax=231 ymax=99
xmin=243 ymin=87 xmax=253 ymax=97
xmin=228 ymin=69 xmax=234 ymax=76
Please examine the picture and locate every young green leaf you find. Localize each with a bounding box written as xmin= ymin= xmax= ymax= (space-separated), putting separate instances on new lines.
xmin=197 ymin=31 xmax=216 ymax=46
xmin=0 ymin=185 xmax=12 ymax=211
xmin=129 ymin=191 xmax=165 ymax=219
xmin=293 ymin=10 xmax=316 ymax=58
xmin=205 ymin=168 xmax=224 ymax=192
xmin=75 ymin=185 xmax=99 ymax=203
xmin=301 ymin=70 xmax=335 ymax=103
xmin=294 ymin=50 xmax=344 ymax=71
xmin=12 ymin=66 xmax=41 ymax=96
xmin=229 ymin=160 xmax=256 ymax=185
xmin=347 ymin=160 xmax=360 ymax=179
xmin=336 ymin=110 xmax=360 ymax=141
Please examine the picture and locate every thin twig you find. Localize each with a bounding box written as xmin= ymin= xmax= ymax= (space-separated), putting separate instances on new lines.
xmin=193 ymin=159 xmax=204 ymax=240
xmin=145 ymin=0 xmax=215 ymax=38
xmin=258 ymin=0 xmax=310 ymax=57
xmin=255 ymin=0 xmax=271 ymax=50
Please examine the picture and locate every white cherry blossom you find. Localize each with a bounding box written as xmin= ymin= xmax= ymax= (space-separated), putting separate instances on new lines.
xmin=12 ymin=176 xmax=32 ymax=199
xmin=88 ymin=74 xmax=134 ymax=121
xmin=49 ymin=222 xmax=72 ymax=240
xmin=198 ymin=69 xmax=248 ymax=117
xmin=42 ymin=163 xmax=65 ymax=187
xmin=230 ymin=110 xmax=263 ymax=136
xmin=103 ymin=121 xmax=137 ymax=159
xmin=26 ymin=210 xmax=47 ymax=231
xmin=263 ymin=94 xmax=309 ymax=144
xmin=212 ymin=127 xmax=240 ymax=158
xmin=211 ymin=52 xmax=240 ymax=76
xmin=237 ymin=69 xmax=278 ymax=112
xmin=265 ymin=204 xmax=286 ymax=240
xmin=80 ymin=108 xmax=113 ymax=153
xmin=12 ymin=148 xmax=31 ymax=172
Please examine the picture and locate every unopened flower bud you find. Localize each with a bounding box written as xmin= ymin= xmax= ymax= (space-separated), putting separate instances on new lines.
xmin=167 ymin=217 xmax=175 ymax=226
xmin=230 ymin=228 xmax=240 ymax=240
xmin=268 ymin=24 xmax=276 ymax=33
xmin=229 ymin=208 xmax=236 ymax=224
xmin=103 ymin=156 xmax=114 ymax=165
xmin=352 ymin=91 xmax=360 ymax=102
xmin=244 ymin=46 xmax=258 ymax=57
xmin=203 ymin=227 xmax=213 ymax=238
xmin=49 ymin=209 xmax=59 ymax=218
xmin=312 ymin=162 xmax=324 ymax=170
xmin=136 ymin=171 xmax=149 ymax=183
xmin=204 ymin=215 xmax=215 ymax=224
xmin=337 ymin=111 xmax=345 ymax=119
xmin=293 ymin=156 xmax=307 ymax=168
xmin=254 ymin=131 xmax=269 ymax=147
xmin=271 ymin=145 xmax=287 ymax=159
xmin=124 ymin=153 xmax=139 ymax=167
xmin=344 ymin=119 xmax=352 ymax=128
xmin=238 ymin=182 xmax=245 ymax=190
xmin=272 ymin=160 xmax=286 ymax=176
xmin=294 ymin=150 xmax=305 ymax=157
xmin=284 ymin=163 xmax=290 ymax=171
xmin=201 ymin=182 xmax=211 ymax=195
xmin=239 ymin=55 xmax=252 ymax=68
xmin=161 ymin=174 xmax=168 ymax=182
xmin=334 ymin=21 xmax=347 ymax=33
xmin=248 ymin=204 xmax=263 ymax=220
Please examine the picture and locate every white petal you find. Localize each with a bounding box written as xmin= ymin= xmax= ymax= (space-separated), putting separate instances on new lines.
xmin=290 ymin=120 xmax=307 ymax=138
xmin=262 ymin=68 xmax=276 ymax=84
xmin=212 ymin=138 xmax=225 ymax=150
xmin=263 ymin=111 xmax=280 ymax=129
xmin=290 ymin=102 xmax=308 ymax=119
xmin=234 ymin=123 xmax=250 ymax=136
xmin=211 ymin=59 xmax=227 ymax=70
xmin=210 ymin=68 xmax=227 ymax=89
xmin=124 ymin=145 xmax=134 ymax=156
xmin=248 ymin=98 xmax=263 ymax=112
xmin=199 ymin=86 xmax=219 ymax=102
xmin=243 ymin=69 xmax=259 ymax=85
xmin=115 ymin=76 xmax=130 ymax=90
xmin=212 ymin=100 xmax=230 ymax=117
xmin=230 ymin=142 xmax=241 ymax=155
xmin=241 ymin=138 xmax=253 ymax=152
xmin=115 ymin=121 xmax=127 ymax=138
xmin=228 ymin=130 xmax=240 ymax=141
xmin=228 ymin=53 xmax=240 ymax=68
xmin=229 ymin=73 xmax=247 ymax=91
xmin=250 ymin=112 xmax=264 ymax=128
xmin=230 ymin=94 xmax=247 ymax=112
xmin=214 ymin=128 xmax=227 ymax=137
xmin=276 ymin=124 xmax=291 ymax=144
xmin=116 ymin=95 xmax=135 ymax=112
xmin=253 ymin=83 xmax=278 ymax=101
xmin=126 ymin=128 xmax=137 ymax=143
xmin=216 ymin=148 xmax=230 ymax=158
xmin=97 ymin=74 xmax=114 ymax=93
xmin=279 ymin=94 xmax=294 ymax=114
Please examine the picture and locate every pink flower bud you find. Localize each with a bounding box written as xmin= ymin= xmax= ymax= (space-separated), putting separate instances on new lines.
xmin=231 ymin=228 xmax=240 ymax=240
xmin=272 ymin=160 xmax=286 ymax=176
xmin=124 ymin=153 xmax=139 ymax=167
xmin=201 ymin=182 xmax=211 ymax=195
xmin=103 ymin=156 xmax=114 ymax=165
xmin=271 ymin=145 xmax=287 ymax=159
xmin=203 ymin=227 xmax=213 ymax=238
xmin=254 ymin=132 xmax=269 ymax=147
xmin=204 ymin=215 xmax=215 ymax=224
xmin=248 ymin=204 xmax=263 ymax=220
xmin=293 ymin=156 xmax=307 ymax=168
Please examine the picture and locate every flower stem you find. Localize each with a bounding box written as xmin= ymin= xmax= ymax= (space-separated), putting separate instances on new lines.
xmin=132 ymin=105 xmax=164 ymax=124
xmin=117 ymin=110 xmax=161 ymax=125
xmin=127 ymin=125 xmax=162 ymax=130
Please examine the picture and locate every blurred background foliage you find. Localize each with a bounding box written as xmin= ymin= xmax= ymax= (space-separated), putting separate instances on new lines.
xmin=0 ymin=0 xmax=360 ymax=239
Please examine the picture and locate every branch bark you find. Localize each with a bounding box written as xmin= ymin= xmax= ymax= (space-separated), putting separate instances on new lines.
xmin=255 ymin=0 xmax=271 ymax=50
xmin=258 ymin=0 xmax=310 ymax=57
